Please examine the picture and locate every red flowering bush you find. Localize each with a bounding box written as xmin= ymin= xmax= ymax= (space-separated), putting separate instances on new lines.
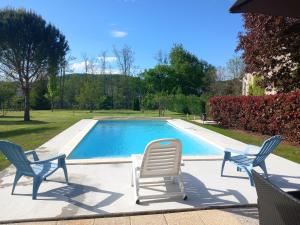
xmin=209 ymin=92 xmax=300 ymax=143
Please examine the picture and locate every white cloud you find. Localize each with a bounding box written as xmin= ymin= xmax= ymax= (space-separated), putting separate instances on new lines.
xmin=97 ymin=56 xmax=117 ymax=63
xmin=70 ymin=59 xmax=121 ymax=74
xmin=71 ymin=61 xmax=86 ymax=72
xmin=110 ymin=30 xmax=128 ymax=38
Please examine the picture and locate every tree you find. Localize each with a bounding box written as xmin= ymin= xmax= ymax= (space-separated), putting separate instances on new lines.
xmin=0 ymin=9 xmax=69 ymax=120
xmin=76 ymin=77 xmax=103 ymax=111
xmin=30 ymin=79 xmax=50 ymax=110
xmin=88 ymin=57 xmax=97 ymax=74
xmin=208 ymin=65 xmax=243 ymax=96
xmin=143 ymin=44 xmax=216 ymax=99
xmin=226 ymin=56 xmax=245 ymax=95
xmin=46 ymin=74 xmax=58 ymax=111
xmin=0 ymin=81 xmax=16 ymax=116
xmin=154 ymin=50 xmax=168 ymax=65
xmin=169 ymin=44 xmax=215 ymax=95
xmin=113 ymin=45 xmax=135 ymax=76
xmin=142 ymin=65 xmax=176 ymax=94
xmin=237 ymin=14 xmax=300 ymax=92
xmin=99 ymin=51 xmax=107 ymax=74
xmin=59 ymin=55 xmax=75 ymax=108
xmin=82 ymin=53 xmax=89 ymax=74
xmin=226 ymin=56 xmax=245 ymax=79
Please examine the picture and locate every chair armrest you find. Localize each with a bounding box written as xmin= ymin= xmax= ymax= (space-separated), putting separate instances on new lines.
xmin=287 ymin=190 xmax=300 ymax=201
xmin=30 ymin=154 xmax=66 ymax=165
xmin=24 ymin=150 xmax=39 ymax=161
xmin=225 ymin=147 xmax=259 ymax=156
xmin=225 ymin=148 xmax=243 ymax=155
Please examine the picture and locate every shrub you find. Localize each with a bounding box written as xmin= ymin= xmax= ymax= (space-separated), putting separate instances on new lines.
xmin=168 ymin=94 xmax=203 ymax=115
xmin=142 ymin=94 xmax=158 ymax=110
xmin=142 ymin=93 xmax=206 ymax=115
xmin=209 ymin=92 xmax=300 ymax=143
xmin=133 ymin=98 xmax=141 ymax=111
xmin=249 ymin=76 xmax=265 ymax=96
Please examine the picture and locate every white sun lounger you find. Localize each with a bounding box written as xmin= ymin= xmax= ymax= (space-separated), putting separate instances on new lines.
xmin=131 ymin=138 xmax=187 ymax=204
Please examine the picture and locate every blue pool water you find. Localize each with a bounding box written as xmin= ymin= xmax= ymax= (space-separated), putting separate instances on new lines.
xmin=69 ymin=120 xmax=222 ymax=159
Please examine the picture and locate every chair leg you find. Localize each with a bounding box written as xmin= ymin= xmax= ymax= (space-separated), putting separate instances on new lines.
xmin=178 ymin=172 xmax=187 ymax=200
xmin=221 ymin=151 xmax=231 ymax=177
xmin=11 ymin=171 xmax=23 ymax=195
xmin=131 ymin=168 xmax=134 ymax=187
xmin=259 ymin=161 xmax=268 ymax=179
xmin=171 ymin=176 xmax=176 ymax=184
xmin=132 ymin=169 xmax=139 ymax=204
xmin=221 ymin=158 xmax=227 ymax=176
xmin=244 ymin=167 xmax=254 ymax=186
xmin=32 ymin=177 xmax=43 ymax=200
xmin=62 ymin=164 xmax=69 ymax=184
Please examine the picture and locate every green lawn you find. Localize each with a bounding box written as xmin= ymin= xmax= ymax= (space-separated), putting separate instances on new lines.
xmin=1 ymin=110 xmax=299 ymax=171
xmin=0 ymin=110 xmax=183 ymax=170
xmin=189 ymin=121 xmax=300 ymax=164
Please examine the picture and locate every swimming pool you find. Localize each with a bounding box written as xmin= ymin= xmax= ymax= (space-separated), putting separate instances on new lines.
xmin=68 ymin=120 xmax=222 ymax=159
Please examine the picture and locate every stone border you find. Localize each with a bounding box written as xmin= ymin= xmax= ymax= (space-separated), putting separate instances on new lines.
xmin=59 ymin=120 xmax=98 ymax=157
xmin=37 ymin=119 xmax=98 ymax=158
xmin=1 ymin=204 xmax=257 ymax=224
xmin=168 ymin=119 xmax=249 ymax=153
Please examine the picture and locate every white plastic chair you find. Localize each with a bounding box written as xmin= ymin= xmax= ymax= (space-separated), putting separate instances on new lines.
xmin=131 ymin=138 xmax=187 ymax=204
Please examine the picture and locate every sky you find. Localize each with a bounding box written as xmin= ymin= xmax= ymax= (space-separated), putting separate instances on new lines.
xmin=0 ymin=0 xmax=243 ymax=74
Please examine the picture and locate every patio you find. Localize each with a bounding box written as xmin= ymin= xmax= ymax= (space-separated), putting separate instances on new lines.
xmin=0 ymin=153 xmax=300 ymax=224
xmin=9 ymin=208 xmax=259 ymax=225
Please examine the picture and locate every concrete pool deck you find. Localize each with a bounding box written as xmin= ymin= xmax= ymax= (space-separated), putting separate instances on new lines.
xmin=1 ymin=154 xmax=300 ymax=223
xmin=0 ymin=118 xmax=300 ymax=223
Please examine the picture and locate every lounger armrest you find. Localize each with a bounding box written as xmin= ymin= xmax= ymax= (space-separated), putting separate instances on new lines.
xmin=132 ymin=154 xmax=142 ymax=170
xmin=25 ymin=150 xmax=39 ymax=161
xmin=30 ymin=154 xmax=66 ymax=165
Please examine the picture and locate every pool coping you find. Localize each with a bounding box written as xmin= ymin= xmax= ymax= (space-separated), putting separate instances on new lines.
xmin=59 ymin=119 xmax=98 ymax=157
xmin=43 ymin=117 xmax=251 ymax=165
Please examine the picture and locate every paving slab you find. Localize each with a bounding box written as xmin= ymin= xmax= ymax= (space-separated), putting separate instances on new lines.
xmin=57 ymin=219 xmax=94 ymax=225
xmin=225 ymin=208 xmax=259 ymax=225
xmin=164 ymin=211 xmax=205 ymax=225
xmin=130 ymin=214 xmax=167 ymax=225
xmin=94 ymin=217 xmax=130 ymax=225
xmin=8 ymin=209 xmax=259 ymax=225
xmin=197 ymin=209 xmax=241 ymax=225
xmin=10 ymin=222 xmax=57 ymax=225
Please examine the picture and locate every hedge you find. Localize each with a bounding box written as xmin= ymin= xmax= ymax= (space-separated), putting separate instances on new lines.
xmin=209 ymin=92 xmax=300 ymax=143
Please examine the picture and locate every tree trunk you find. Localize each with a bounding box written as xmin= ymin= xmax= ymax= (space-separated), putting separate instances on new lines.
xmin=23 ymin=87 xmax=30 ymax=121
xmin=59 ymin=67 xmax=65 ymax=109
xmin=51 ymin=96 xmax=54 ymax=112
xmin=1 ymin=103 xmax=4 ymax=117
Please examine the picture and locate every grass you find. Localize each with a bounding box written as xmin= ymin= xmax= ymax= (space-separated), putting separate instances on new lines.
xmin=0 ymin=109 xmax=184 ymax=170
xmin=189 ymin=121 xmax=300 ymax=164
